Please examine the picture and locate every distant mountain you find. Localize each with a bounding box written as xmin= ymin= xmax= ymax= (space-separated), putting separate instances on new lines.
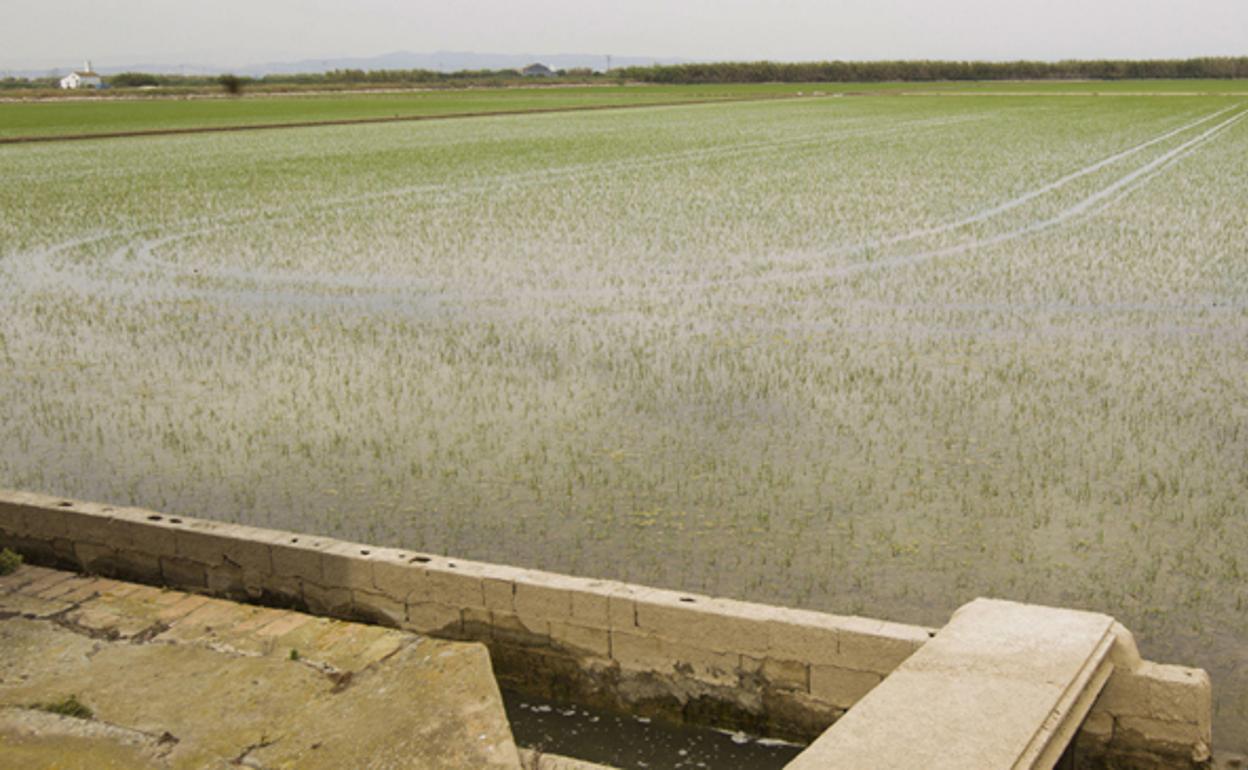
xmin=0 ymin=51 xmax=689 ymax=79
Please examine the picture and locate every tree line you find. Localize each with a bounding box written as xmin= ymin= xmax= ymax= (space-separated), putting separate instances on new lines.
xmin=4 ymin=57 xmax=1245 ymax=92
xmin=613 ymin=58 xmax=1248 ymax=84
xmin=0 ymin=67 xmax=604 ymax=91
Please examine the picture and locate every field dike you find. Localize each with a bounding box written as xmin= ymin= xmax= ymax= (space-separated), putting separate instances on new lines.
xmin=0 ymin=489 xmax=1213 ymax=768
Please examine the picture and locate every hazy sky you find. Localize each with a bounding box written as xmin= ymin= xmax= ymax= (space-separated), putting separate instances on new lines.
xmin=3 ymin=0 xmax=1246 ymax=70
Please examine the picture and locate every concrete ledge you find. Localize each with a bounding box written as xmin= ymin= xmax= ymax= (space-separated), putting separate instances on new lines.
xmin=0 ymin=490 xmax=1213 ymax=766
xmin=785 ymin=599 xmax=1211 ymax=770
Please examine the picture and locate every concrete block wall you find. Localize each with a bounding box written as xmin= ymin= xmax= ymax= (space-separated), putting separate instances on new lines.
xmin=0 ymin=489 xmax=1213 ymax=767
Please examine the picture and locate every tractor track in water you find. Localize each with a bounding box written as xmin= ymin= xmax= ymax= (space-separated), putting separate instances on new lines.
xmin=470 ymin=103 xmax=1247 ymax=303
xmin=751 ymin=104 xmax=1248 ymax=286
xmin=6 ymin=105 xmax=1243 ymax=314
xmin=5 ymin=112 xmax=988 ymax=305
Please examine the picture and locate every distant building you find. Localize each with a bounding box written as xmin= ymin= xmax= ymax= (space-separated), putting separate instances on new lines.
xmin=521 ymin=63 xmax=555 ymax=78
xmin=60 ymin=61 xmax=103 ymax=90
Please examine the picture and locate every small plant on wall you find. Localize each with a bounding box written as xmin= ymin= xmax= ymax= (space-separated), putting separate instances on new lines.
xmin=0 ymin=548 xmax=22 ymax=576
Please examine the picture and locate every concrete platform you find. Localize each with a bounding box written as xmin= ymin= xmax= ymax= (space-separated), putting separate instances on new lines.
xmin=787 ymin=598 xmax=1121 ymax=770
xmin=0 ymin=565 xmax=522 ymax=769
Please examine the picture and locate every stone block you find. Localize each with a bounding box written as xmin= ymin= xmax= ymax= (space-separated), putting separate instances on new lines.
xmin=492 ymin=611 xmax=550 ymax=647
xmin=1075 ymin=710 xmax=1115 ymax=752
xmin=483 ymin=575 xmax=515 ymax=612
xmin=0 ymin=535 xmax=62 ymax=568
xmin=114 ymin=549 xmax=165 ymax=584
xmin=835 ymin=616 xmax=927 ymax=674
xmin=0 ymin=497 xmax=31 ymax=535
xmin=270 ymin=535 xmax=329 ymax=581
xmin=1094 ymin=676 xmax=1137 ymax=719
xmin=611 ymin=629 xmax=666 ymax=671
xmin=175 ymin=523 xmax=271 ymax=572
xmin=260 ymin=572 xmax=303 ymax=605
xmin=52 ymin=537 xmax=79 ymax=566
xmin=462 ymin=607 xmax=494 ymax=640
xmin=372 ymin=550 xmax=427 ymax=601
xmin=405 ymin=601 xmax=463 ymax=636
xmin=768 ymin=607 xmax=842 ymax=665
xmin=422 ymin=561 xmax=485 ymax=608
xmin=160 ymin=556 xmax=208 ymax=589
xmin=64 ymin=507 xmax=116 ymax=546
xmin=206 ymin=563 xmax=248 ymax=597
xmin=606 ymin=584 xmax=639 ymax=629
xmin=1115 ymin=716 xmax=1211 ymax=761
xmin=352 ymin=589 xmax=405 ymax=628
xmin=108 ymin=509 xmax=179 ymax=557
xmin=759 ymin=657 xmax=810 ymax=692
xmin=74 ymin=542 xmax=117 ymax=575
xmin=664 ymin=638 xmax=740 ymax=687
xmin=303 ymin=581 xmax=354 ymax=618
xmin=320 ymin=541 xmax=376 ymax=592
xmin=514 ymin=571 xmax=573 ymax=622
xmin=569 ymin=583 xmax=611 ymax=628
xmin=8 ymin=499 xmax=68 ymax=540
xmin=809 ymin=664 xmax=883 ymax=709
xmin=1142 ymin=663 xmax=1212 ymax=729
xmin=550 ymin=621 xmax=611 ymax=658
xmin=634 ymin=591 xmax=770 ymax=656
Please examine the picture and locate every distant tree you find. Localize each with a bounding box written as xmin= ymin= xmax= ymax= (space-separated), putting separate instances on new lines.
xmin=218 ymin=74 xmax=246 ymax=95
xmin=110 ymin=72 xmax=161 ymax=88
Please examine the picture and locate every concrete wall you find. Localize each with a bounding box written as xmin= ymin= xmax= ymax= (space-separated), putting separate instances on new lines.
xmin=0 ymin=489 xmax=1212 ymax=767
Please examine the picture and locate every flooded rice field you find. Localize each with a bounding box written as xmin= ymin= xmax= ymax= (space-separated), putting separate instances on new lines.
xmin=2 ymin=94 xmax=1247 ymax=751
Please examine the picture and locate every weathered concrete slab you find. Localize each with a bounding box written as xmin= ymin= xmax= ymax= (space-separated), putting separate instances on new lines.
xmin=0 ymin=707 xmax=170 ymax=769
xmin=0 ymin=565 xmax=522 ymax=769
xmin=787 ymin=598 xmax=1118 ymax=770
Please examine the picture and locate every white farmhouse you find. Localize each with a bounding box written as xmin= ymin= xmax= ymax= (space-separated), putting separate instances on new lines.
xmin=60 ymin=61 xmax=103 ymax=90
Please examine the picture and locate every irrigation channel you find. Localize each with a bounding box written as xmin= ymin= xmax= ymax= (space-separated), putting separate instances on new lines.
xmin=503 ymin=691 xmax=804 ymax=769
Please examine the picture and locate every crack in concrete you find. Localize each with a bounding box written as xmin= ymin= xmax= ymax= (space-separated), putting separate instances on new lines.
xmin=47 ymin=602 xmax=123 ymax=642
xmin=231 ymin=733 xmax=280 ymax=768
xmin=2 ymin=705 xmax=183 ymax=760
xmin=130 ymin=621 xmax=170 ymax=643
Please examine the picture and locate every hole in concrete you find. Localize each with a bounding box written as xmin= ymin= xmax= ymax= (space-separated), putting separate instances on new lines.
xmin=447 ymin=562 xmax=457 ymax=568
xmin=58 ymin=501 xmax=73 ymax=507
xmin=360 ymin=550 xmax=371 ymax=556
xmin=410 ymin=556 xmax=431 ymax=564
xmin=170 ymin=519 xmax=182 ymax=524
xmin=679 ymin=597 xmax=696 ymax=603
xmin=147 ymin=515 xmax=163 ymax=521
xmin=927 ymin=631 xmax=937 ymax=638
